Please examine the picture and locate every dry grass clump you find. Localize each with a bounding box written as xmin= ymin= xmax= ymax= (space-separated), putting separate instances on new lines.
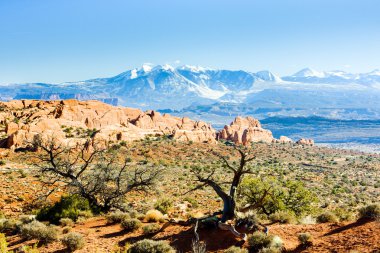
xmin=269 ymin=211 xmax=296 ymax=224
xmin=20 ymin=220 xmax=58 ymax=243
xmin=60 ymin=218 xmax=74 ymax=227
xmin=121 ymin=218 xmax=142 ymax=231
xmin=316 ymin=212 xmax=339 ymax=223
xmin=145 ymin=209 xmax=164 ymax=222
xmin=127 ymin=239 xmax=175 ymax=253
xmin=106 ymin=210 xmax=131 ymax=224
xmin=358 ymin=204 xmax=380 ymax=220
xmin=61 ymin=232 xmax=85 ymax=251
xmin=0 ymin=219 xmax=19 ymax=234
xmin=298 ymin=232 xmax=313 ymax=246
xmin=154 ymin=198 xmax=173 ymax=214
xmin=224 ymin=246 xmax=248 ymax=253
xmin=142 ymin=223 xmax=161 ymax=235
xmin=248 ymin=232 xmax=282 ymax=252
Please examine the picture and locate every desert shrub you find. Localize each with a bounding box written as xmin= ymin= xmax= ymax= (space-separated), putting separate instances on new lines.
xmin=106 ymin=210 xmax=130 ymax=224
xmin=0 ymin=160 xmax=5 ymax=166
xmin=333 ymin=208 xmax=354 ymax=221
xmin=21 ymin=244 xmax=40 ymax=253
xmin=224 ymin=246 xmax=248 ymax=253
xmin=0 ymin=233 xmax=7 ymax=253
xmin=247 ymin=231 xmax=273 ymax=249
xmin=37 ymin=195 xmax=92 ymax=224
xmin=61 ymin=232 xmax=85 ymax=252
xmin=258 ymin=247 xmax=281 ymax=253
xmin=0 ymin=219 xmax=19 ymax=233
xmin=19 ymin=215 xmax=36 ymax=224
xmin=154 ymin=198 xmax=173 ymax=214
xmin=316 ymin=212 xmax=338 ymax=223
xmin=20 ymin=220 xmax=58 ymax=243
xmin=183 ymin=197 xmax=198 ymax=208
xmin=142 ymin=223 xmax=161 ymax=234
xmin=62 ymin=226 xmax=72 ymax=234
xmin=60 ymin=218 xmax=74 ymax=227
xmin=358 ymin=204 xmax=380 ymax=220
xmin=236 ymin=211 xmax=261 ymax=231
xmin=298 ymin=232 xmax=313 ymax=246
xmin=239 ymin=176 xmax=316 ymax=216
xmin=269 ymin=211 xmax=296 ymax=224
xmin=121 ymin=218 xmax=141 ymax=231
xmin=127 ymin=239 xmax=175 ymax=253
xmin=145 ymin=209 xmax=164 ymax=222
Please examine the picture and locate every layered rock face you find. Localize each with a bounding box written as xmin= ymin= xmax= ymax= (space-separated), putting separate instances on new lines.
xmin=0 ymin=100 xmax=216 ymax=150
xmin=219 ymin=116 xmax=275 ymax=145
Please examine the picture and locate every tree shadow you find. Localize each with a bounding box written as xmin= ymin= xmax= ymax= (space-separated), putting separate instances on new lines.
xmin=323 ymin=219 xmax=370 ymax=236
xmin=120 ymin=223 xmax=245 ymax=252
xmin=101 ymin=229 xmax=129 ymax=238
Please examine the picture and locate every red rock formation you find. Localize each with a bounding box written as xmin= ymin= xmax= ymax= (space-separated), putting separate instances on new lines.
xmin=0 ymin=100 xmax=216 ymax=150
xmin=219 ymin=116 xmax=274 ymax=145
xmin=296 ymin=138 xmax=314 ymax=146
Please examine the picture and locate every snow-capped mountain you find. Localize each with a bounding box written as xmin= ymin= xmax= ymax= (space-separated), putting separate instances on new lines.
xmin=1 ymin=65 xmax=380 ymax=113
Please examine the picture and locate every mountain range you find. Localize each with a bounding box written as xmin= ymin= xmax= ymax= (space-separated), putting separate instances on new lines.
xmin=1 ymin=64 xmax=380 ymax=120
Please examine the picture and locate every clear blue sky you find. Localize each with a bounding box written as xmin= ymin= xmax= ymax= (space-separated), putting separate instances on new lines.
xmin=0 ymin=0 xmax=379 ymax=84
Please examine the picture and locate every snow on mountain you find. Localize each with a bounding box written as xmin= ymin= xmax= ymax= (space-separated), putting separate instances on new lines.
xmin=1 ymin=64 xmax=380 ymax=111
xmin=255 ymin=70 xmax=282 ymax=82
xmin=292 ymin=68 xmax=326 ymax=78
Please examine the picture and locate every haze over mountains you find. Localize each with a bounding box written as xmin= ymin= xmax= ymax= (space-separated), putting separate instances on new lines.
xmin=1 ymin=64 xmax=380 ymax=121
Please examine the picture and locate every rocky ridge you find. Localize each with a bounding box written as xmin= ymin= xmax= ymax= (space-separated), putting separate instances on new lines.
xmin=0 ymin=100 xmax=311 ymax=150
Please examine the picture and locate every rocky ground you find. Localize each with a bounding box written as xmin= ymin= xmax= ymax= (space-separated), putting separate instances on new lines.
xmin=1 ymin=139 xmax=380 ymax=252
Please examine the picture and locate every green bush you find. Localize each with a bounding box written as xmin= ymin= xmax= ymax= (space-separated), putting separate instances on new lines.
xmin=239 ymin=176 xmax=316 ymax=216
xmin=61 ymin=232 xmax=85 ymax=252
xmin=20 ymin=220 xmax=58 ymax=243
xmin=106 ymin=210 xmax=130 ymax=224
xmin=0 ymin=233 xmax=7 ymax=253
xmin=298 ymin=232 xmax=313 ymax=246
xmin=358 ymin=204 xmax=380 ymax=220
xmin=121 ymin=218 xmax=142 ymax=231
xmin=0 ymin=160 xmax=5 ymax=166
xmin=224 ymin=246 xmax=248 ymax=253
xmin=127 ymin=239 xmax=175 ymax=253
xmin=37 ymin=195 xmax=92 ymax=224
xmin=142 ymin=223 xmax=161 ymax=234
xmin=154 ymin=198 xmax=173 ymax=214
xmin=269 ymin=211 xmax=296 ymax=224
xmin=316 ymin=212 xmax=338 ymax=223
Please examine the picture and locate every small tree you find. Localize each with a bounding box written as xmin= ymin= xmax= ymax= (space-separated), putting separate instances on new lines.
xmin=188 ymin=145 xmax=257 ymax=222
xmin=238 ymin=176 xmax=316 ymax=216
xmin=31 ymin=135 xmax=162 ymax=212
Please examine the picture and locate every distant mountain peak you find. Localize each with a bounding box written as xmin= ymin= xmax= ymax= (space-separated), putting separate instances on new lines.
xmin=255 ymin=70 xmax=282 ymax=82
xmin=293 ymin=68 xmax=325 ymax=78
xmin=178 ymin=65 xmax=211 ymax=72
xmin=368 ymin=69 xmax=380 ymax=76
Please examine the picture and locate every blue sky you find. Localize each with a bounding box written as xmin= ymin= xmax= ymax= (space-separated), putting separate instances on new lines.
xmin=0 ymin=0 xmax=379 ymax=84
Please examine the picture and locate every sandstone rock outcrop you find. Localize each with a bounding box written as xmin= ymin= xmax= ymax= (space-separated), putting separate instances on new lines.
xmin=219 ymin=116 xmax=274 ymax=145
xmin=0 ymin=100 xmax=216 ymax=150
xmin=296 ymin=138 xmax=314 ymax=146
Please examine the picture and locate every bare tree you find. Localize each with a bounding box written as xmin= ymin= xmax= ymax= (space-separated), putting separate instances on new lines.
xmin=188 ymin=145 xmax=257 ymax=223
xmin=30 ymin=135 xmax=162 ymax=212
